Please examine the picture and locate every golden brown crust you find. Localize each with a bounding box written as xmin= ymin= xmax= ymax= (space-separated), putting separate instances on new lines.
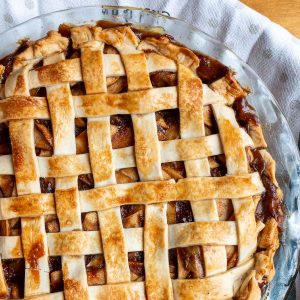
xmin=89 ymin=282 xmax=146 ymax=300
xmin=98 ymin=208 xmax=131 ymax=283
xmin=144 ymin=203 xmax=173 ymax=300
xmin=138 ymin=36 xmax=200 ymax=72
xmin=62 ymin=257 xmax=89 ymax=300
xmin=63 ymin=279 xmax=89 ymax=300
xmin=169 ymin=221 xmax=238 ymax=248
xmin=36 ymin=58 xmax=81 ymax=86
xmin=248 ymin=124 xmax=267 ymax=148
xmin=21 ymin=217 xmax=47 ymax=269
xmin=80 ymin=180 xmax=176 ymax=212
xmin=74 ymin=87 xmax=177 ymax=117
xmin=71 ymin=25 xmax=103 ymax=49
xmin=176 ymin=173 xmax=265 ymax=200
xmin=14 ymin=31 xmax=68 ymax=70
xmin=178 ymin=64 xmax=204 ymax=138
xmin=100 ymin=26 xmax=139 ymax=49
xmin=258 ymin=218 xmax=279 ymax=250
xmin=48 ymin=231 xmax=101 ymax=256
xmin=121 ymin=52 xmax=152 ymax=91
xmin=236 ymin=271 xmax=261 ymax=300
xmin=255 ymin=218 xmax=279 ymax=284
xmin=0 ymin=65 xmax=4 ymax=81
xmin=0 ymin=96 xmax=49 ymax=122
xmin=42 ymin=154 xmax=90 ymax=177
xmin=55 ymin=187 xmax=81 ymax=230
xmin=80 ymin=46 xmax=107 ymax=94
xmin=0 ymin=173 xmax=265 ymax=221
xmin=209 ymin=71 xmax=248 ymax=105
xmin=255 ymin=249 xmax=277 ymax=283
xmin=28 ymin=51 xmax=178 ymax=90
xmin=45 ymin=68 xmax=76 ymax=155
xmin=212 ymin=103 xmax=248 ymax=175
xmin=0 ymin=193 xmax=55 ymax=219
xmin=0 ymin=22 xmax=283 ymax=299
xmin=9 ymin=120 xmax=40 ymax=194
xmin=233 ymin=198 xmax=257 ymax=264
xmin=87 ymin=119 xmax=114 ymax=185
xmin=259 ymin=149 xmax=281 ymax=189
xmin=132 ymin=113 xmax=163 ymax=181
xmin=172 ymin=259 xmax=254 ymax=299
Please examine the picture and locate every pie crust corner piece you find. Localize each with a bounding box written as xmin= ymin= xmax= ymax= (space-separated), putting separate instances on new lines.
xmin=0 ymin=20 xmax=284 ymax=300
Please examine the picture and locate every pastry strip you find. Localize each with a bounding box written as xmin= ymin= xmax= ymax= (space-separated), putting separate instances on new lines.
xmin=213 ymin=103 xmax=258 ymax=264
xmin=78 ymin=36 xmax=131 ymax=284
xmin=7 ymin=65 xmax=50 ymax=296
xmin=44 ymin=53 xmax=89 ymax=300
xmin=0 ymin=130 xmax=253 ymax=176
xmin=105 ymin=26 xmax=173 ymax=299
xmin=172 ymin=259 xmax=254 ymax=300
xmin=177 ymin=63 xmax=227 ymax=276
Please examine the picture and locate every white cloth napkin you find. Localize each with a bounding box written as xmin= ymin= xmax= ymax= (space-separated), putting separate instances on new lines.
xmin=0 ymin=0 xmax=299 ymax=145
xmin=0 ymin=0 xmax=299 ymax=297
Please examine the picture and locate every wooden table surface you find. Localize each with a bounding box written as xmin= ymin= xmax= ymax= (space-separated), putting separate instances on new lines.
xmin=241 ymin=0 xmax=300 ymax=38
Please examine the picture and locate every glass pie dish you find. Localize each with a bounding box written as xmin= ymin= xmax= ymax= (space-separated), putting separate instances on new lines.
xmin=0 ymin=5 xmax=299 ymax=300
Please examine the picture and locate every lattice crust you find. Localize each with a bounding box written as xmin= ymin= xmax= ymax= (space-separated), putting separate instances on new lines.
xmin=0 ymin=23 xmax=283 ymax=300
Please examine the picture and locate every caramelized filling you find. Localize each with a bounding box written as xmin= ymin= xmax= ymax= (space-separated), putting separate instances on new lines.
xmin=210 ymin=166 xmax=227 ymax=177
xmin=85 ymin=254 xmax=106 ymax=286
xmin=0 ymin=175 xmax=15 ymax=198
xmin=150 ymin=71 xmax=177 ymax=87
xmin=116 ymin=168 xmax=139 ymax=183
xmin=107 ymin=77 xmax=127 ymax=94
xmin=196 ymin=53 xmax=229 ymax=84
xmin=58 ymin=24 xmax=72 ymax=38
xmin=50 ymin=270 xmax=63 ymax=293
xmin=0 ymin=40 xmax=29 ymax=83
xmin=209 ymin=155 xmax=227 ymax=177
xmin=204 ymin=105 xmax=219 ymax=135
xmin=162 ymin=161 xmax=186 ymax=180
xmin=131 ymin=28 xmax=169 ymax=41
xmin=0 ymin=219 xmax=20 ymax=236
xmin=82 ymin=212 xmax=99 ymax=231
xmin=135 ymin=30 xmax=229 ymax=84
xmin=250 ymin=149 xmax=284 ymax=228
xmin=75 ymin=118 xmax=88 ymax=154
xmin=168 ymin=249 xmax=178 ymax=279
xmin=156 ymin=109 xmax=180 ymax=141
xmin=34 ymin=120 xmax=53 ymax=156
xmin=128 ymin=251 xmax=144 ymax=280
xmin=0 ymin=123 xmax=11 ymax=155
xmin=75 ymin=118 xmax=87 ymax=137
xmin=177 ymin=246 xmax=205 ymax=279
xmin=226 ymin=245 xmax=238 ymax=269
xmin=78 ymin=174 xmax=94 ymax=191
xmin=121 ymin=205 xmax=145 ymax=228
xmin=71 ymin=82 xmax=86 ymax=96
xmin=109 ymin=115 xmax=134 ymax=149
xmin=45 ymin=215 xmax=60 ymax=233
xmin=40 ymin=178 xmax=55 ymax=193
xmin=176 ymin=201 xmax=194 ymax=224
xmin=30 ymin=86 xmax=47 ymax=97
xmin=232 ymin=98 xmax=259 ymax=131
xmin=2 ymin=259 xmax=25 ymax=299
xmin=97 ymin=20 xmax=131 ymax=29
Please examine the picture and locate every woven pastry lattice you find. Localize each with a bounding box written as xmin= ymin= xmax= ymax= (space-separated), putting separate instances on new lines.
xmin=0 ymin=25 xmax=275 ymax=300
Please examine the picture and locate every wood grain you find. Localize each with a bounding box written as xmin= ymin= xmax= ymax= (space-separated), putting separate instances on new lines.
xmin=241 ymin=0 xmax=300 ymax=37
